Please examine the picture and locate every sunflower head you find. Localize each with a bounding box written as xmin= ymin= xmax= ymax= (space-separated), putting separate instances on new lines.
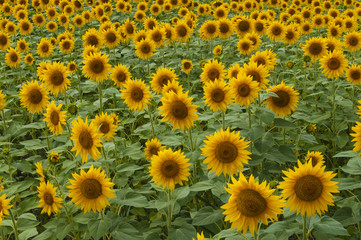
xmin=19 ymin=80 xmax=49 ymax=114
xmin=121 ymin=78 xmax=152 ymax=111
xmin=305 ymin=151 xmax=324 ymax=167
xmin=37 ymin=181 xmax=63 ymax=215
xmin=203 ymin=79 xmax=233 ymax=111
xmin=144 ymin=138 xmax=165 ymax=160
xmin=82 ymin=52 xmax=111 ymax=83
xmin=320 ymin=50 xmax=348 ymax=79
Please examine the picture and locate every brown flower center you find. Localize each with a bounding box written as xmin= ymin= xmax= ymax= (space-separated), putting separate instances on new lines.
xmin=141 ymin=43 xmax=151 ymax=54
xmin=348 ymin=36 xmax=358 ymax=46
xmin=219 ymin=23 xmax=229 ymax=33
xmin=131 ymin=87 xmax=144 ymax=102
xmin=177 ymin=26 xmax=187 ymax=37
xmin=351 ymin=69 xmax=361 ymax=80
xmin=241 ymin=42 xmax=250 ymax=50
xmin=294 ymin=175 xmax=323 ymax=201
xmin=116 ymin=71 xmax=126 ymax=83
xmin=286 ymin=31 xmax=294 ymax=40
xmin=43 ymin=192 xmax=54 ymax=205
xmin=79 ymin=130 xmax=93 ymax=149
xmin=99 ymin=122 xmax=109 ymax=134
xmin=152 ymin=32 xmax=162 ymax=42
xmin=50 ymin=70 xmax=64 ymax=86
xmin=126 ymin=24 xmax=134 ymax=34
xmin=87 ymin=35 xmax=98 ymax=46
xmin=247 ymin=70 xmax=261 ymax=83
xmin=0 ymin=35 xmax=7 ymax=46
xmin=80 ymin=179 xmax=102 ymax=199
xmin=89 ymin=59 xmax=104 ymax=74
xmin=271 ymin=90 xmax=290 ymax=107
xmin=50 ymin=111 xmax=59 ymax=125
xmin=211 ymin=88 xmax=225 ymax=103
xmin=215 ymin=141 xmax=238 ymax=163
xmin=170 ymin=100 xmax=188 ymax=120
xmin=255 ymin=22 xmax=264 ymax=32
xmin=238 ymin=83 xmax=250 ymax=97
xmin=309 ymin=42 xmax=323 ymax=55
xmin=159 ymin=75 xmax=170 ymax=87
xmin=22 ymin=22 xmax=29 ymax=31
xmin=10 ymin=53 xmax=18 ymax=62
xmin=29 ymin=89 xmax=43 ymax=104
xmin=183 ymin=62 xmax=191 ymax=69
xmin=206 ymin=24 xmax=216 ymax=34
xmin=237 ymin=20 xmax=250 ymax=32
xmin=41 ymin=44 xmax=49 ymax=53
xmin=327 ymin=57 xmax=340 ymax=70
xmin=160 ymin=160 xmax=179 ymax=178
xmin=272 ymin=26 xmax=282 ymax=36
xmin=237 ymin=189 xmax=267 ymax=217
xmin=105 ymin=32 xmax=116 ymax=43
xmin=150 ymin=147 xmax=158 ymax=155
xmin=208 ymin=68 xmax=220 ymax=81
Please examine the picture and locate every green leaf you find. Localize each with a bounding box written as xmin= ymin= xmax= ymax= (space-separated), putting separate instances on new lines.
xmin=342 ymin=157 xmax=361 ymax=175
xmin=254 ymin=132 xmax=274 ymax=153
xmin=172 ymin=186 xmax=190 ymax=200
xmin=111 ymin=222 xmax=143 ymax=240
xmin=123 ymin=142 xmax=144 ymax=160
xmin=334 ymin=151 xmax=358 ymax=158
xmin=313 ymin=216 xmax=349 ymax=236
xmin=192 ymin=206 xmax=224 ymax=226
xmin=18 ymin=213 xmax=37 ymax=221
xmin=56 ymin=225 xmax=73 ymax=240
xmin=19 ymin=228 xmax=38 ymax=240
xmin=168 ymin=223 xmax=196 ymax=240
xmin=256 ymin=108 xmax=274 ymax=125
xmin=336 ymin=178 xmax=361 ymax=191
xmin=116 ymin=191 xmax=148 ymax=208
xmin=190 ymin=180 xmax=214 ymax=192
xmin=19 ymin=139 xmax=44 ymax=150
xmin=88 ymin=216 xmax=112 ymax=240
xmin=274 ymin=118 xmax=296 ymax=129
xmin=336 ymin=131 xmax=349 ymax=148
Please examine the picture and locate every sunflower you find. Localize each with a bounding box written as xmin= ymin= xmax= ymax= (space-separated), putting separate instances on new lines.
xmin=346 ymin=65 xmax=361 ymax=85
xmin=213 ymin=45 xmax=222 ymax=55
xmin=267 ymin=21 xmax=285 ymax=41
xmin=16 ymin=39 xmax=28 ymax=53
xmin=151 ymin=67 xmax=178 ymax=94
xmin=217 ymin=18 xmax=233 ymax=38
xmin=174 ymin=20 xmax=191 ymax=42
xmin=0 ymin=194 xmax=12 ymax=224
xmin=0 ymin=90 xmax=6 ymax=111
xmin=93 ymin=112 xmax=117 ymax=141
xmin=0 ymin=31 xmax=10 ymax=51
xmin=144 ymin=138 xmax=165 ymax=160
xmin=46 ymin=21 xmax=58 ymax=33
xmin=233 ymin=17 xmax=253 ymax=37
xmin=328 ymin=24 xmax=342 ymax=39
xmin=344 ymin=32 xmax=361 ymax=52
xmin=229 ymin=72 xmax=260 ymax=107
xmin=19 ymin=81 xmax=49 ymax=114
xmin=5 ymin=22 xmax=17 ymax=35
xmin=102 ymin=27 xmax=120 ymax=49
xmin=123 ymin=18 xmax=136 ymax=38
xmin=67 ymin=165 xmax=115 ymax=213
xmin=203 ymin=79 xmax=232 ymax=111
xmin=243 ymin=61 xmax=270 ymax=89
xmin=121 ymin=78 xmax=152 ymax=111
xmin=264 ymin=82 xmax=299 ymax=117
xmin=162 ymin=80 xmax=183 ymax=96
xmin=201 ymin=127 xmax=251 ymax=176
xmin=199 ymin=20 xmax=219 ymax=40
xmin=278 ymin=160 xmax=339 ymax=217
xmin=37 ymin=181 xmax=62 ymax=216
xmin=49 ymin=152 xmax=60 ymax=163
xmin=67 ymin=61 xmax=77 ymax=73
xmin=320 ymin=50 xmax=348 ymax=79
xmin=5 ymin=48 xmax=21 ymax=68
xmin=18 ymin=19 xmax=32 ymax=36
xmin=324 ymin=38 xmax=343 ymax=53
xmin=59 ymin=39 xmax=74 ymax=54
xmin=159 ymin=91 xmax=198 ymax=130
xmin=43 ymin=101 xmax=67 ymax=135
xmin=245 ymin=33 xmax=261 ymax=51
xmin=82 ymin=52 xmax=111 ymax=83
xmin=227 ymin=63 xmax=242 ymax=80
xmin=193 ymin=232 xmax=206 ymax=240
xmin=182 ymin=59 xmax=193 ymax=74
xmin=283 ymin=25 xmax=300 ymax=45
xmin=249 ymin=50 xmax=275 ymax=71
xmin=37 ymin=38 xmax=53 ymax=58
xmin=148 ymin=27 xmax=166 ymax=47
xmin=82 ymin=28 xmax=103 ymax=50
xmin=82 ymin=45 xmax=98 ymax=58
xmin=222 ymin=174 xmax=284 ymax=235
xmin=70 ymin=116 xmax=102 ymax=162
xmin=35 ymin=161 xmax=45 ymax=182
xmin=305 ymin=151 xmax=324 ymax=166
xmin=200 ymin=59 xmax=226 ymax=83
xmin=42 ymin=61 xmax=70 ymax=96
xmin=149 ymin=148 xmax=191 ymax=190
xmin=110 ymin=64 xmax=131 ymax=88
xmin=237 ymin=38 xmax=254 ymax=55
xmin=135 ymin=38 xmax=156 ymax=60
xmin=303 ymin=37 xmax=327 ymax=62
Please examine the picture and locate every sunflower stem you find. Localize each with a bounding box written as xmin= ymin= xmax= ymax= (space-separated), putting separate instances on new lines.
xmin=147 ymin=105 xmax=155 ymax=138
xmin=66 ymin=121 xmax=75 ymax=148
xmin=44 ymin=122 xmax=51 ymax=151
xmin=254 ymin=221 xmax=261 ymax=240
xmin=222 ymin=110 xmax=226 ymax=130
xmin=166 ymin=189 xmax=173 ymax=233
xmin=188 ymin=128 xmax=194 ymax=152
xmin=331 ymin=77 xmax=337 ymax=154
xmin=98 ymin=82 xmax=103 ymax=114
xmin=9 ymin=210 xmax=19 ymax=240
xmin=147 ymin=59 xmax=150 ymax=78
xmin=2 ymin=109 xmax=7 ymax=135
xmin=302 ymin=214 xmax=308 ymax=240
xmin=247 ymin=106 xmax=252 ymax=152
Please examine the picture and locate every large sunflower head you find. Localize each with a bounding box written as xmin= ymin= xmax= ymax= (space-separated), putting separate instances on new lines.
xmin=42 ymin=61 xmax=70 ymax=96
xmin=149 ymin=148 xmax=191 ymax=190
xmin=82 ymin=28 xmax=103 ymax=50
xmin=37 ymin=181 xmax=63 ymax=216
xmin=148 ymin=26 xmax=166 ymax=47
xmin=110 ymin=64 xmax=131 ymax=88
xmin=135 ymin=38 xmax=156 ymax=60
xmin=278 ymin=160 xmax=339 ymax=217
xmin=267 ymin=21 xmax=285 ymax=41
xmin=144 ymin=138 xmax=165 ymax=160
xmin=0 ymin=31 xmax=10 ymax=51
xmin=243 ymin=61 xmax=270 ymax=89
xmin=70 ymin=116 xmax=103 ymax=162
xmin=249 ymin=50 xmax=277 ymax=71
xmin=16 ymin=38 xmax=29 ymax=53
xmin=344 ymin=32 xmax=361 ymax=52
xmin=93 ymin=112 xmax=117 ymax=141
xmin=82 ymin=52 xmax=111 ymax=83
xmin=102 ymin=27 xmax=120 ymax=49
xmin=121 ymin=78 xmax=152 ymax=112
xmin=43 ymin=101 xmax=67 ymax=135
xmin=174 ymin=20 xmax=191 ymax=42
xmin=203 ymin=79 xmax=233 ymax=111
xmin=199 ymin=20 xmax=219 ymax=40
xmin=229 ymin=72 xmax=260 ymax=107
xmin=19 ymin=80 xmax=49 ymax=113
xmin=320 ymin=50 xmax=348 ymax=79
xmin=221 ymin=174 xmax=284 ymax=235
xmin=37 ymin=38 xmax=53 ymax=58
xmin=200 ymin=59 xmax=226 ymax=83
xmin=5 ymin=47 xmax=21 ymax=68
xmin=67 ymin=165 xmax=116 ymax=213
xmin=201 ymin=127 xmax=251 ymax=176
xmin=303 ymin=37 xmax=327 ymax=62
xmin=237 ymin=38 xmax=254 ymax=55
xmin=218 ymin=18 xmax=234 ymax=39
xmin=346 ymin=64 xmax=361 ymax=85
xmin=158 ymin=91 xmax=198 ymax=130
xmin=264 ymin=81 xmax=299 ymax=117
xmin=227 ymin=63 xmax=242 ymax=80
xmin=151 ymin=67 xmax=178 ymax=94
xmin=233 ymin=17 xmax=253 ymax=37
xmin=18 ymin=19 xmax=33 ymax=36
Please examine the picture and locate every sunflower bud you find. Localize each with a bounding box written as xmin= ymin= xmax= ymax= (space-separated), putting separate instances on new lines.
xmin=286 ymin=61 xmax=294 ymax=69
xmin=303 ymin=55 xmax=311 ymax=62
xmin=48 ymin=152 xmax=60 ymax=163
xmin=67 ymin=103 xmax=78 ymax=115
xmin=307 ymin=124 xmax=317 ymax=133
xmin=269 ymin=180 xmax=278 ymax=188
xmin=2 ymin=147 xmax=10 ymax=155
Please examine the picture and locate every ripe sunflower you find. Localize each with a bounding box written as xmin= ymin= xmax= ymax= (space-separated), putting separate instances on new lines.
xmin=278 ymin=160 xmax=339 ymax=217
xmin=67 ymin=61 xmax=77 ymax=73
xmin=82 ymin=28 xmax=103 ymax=50
xmin=221 ymin=174 xmax=284 ymax=235
xmin=102 ymin=27 xmax=120 ymax=49
xmin=135 ymin=38 xmax=156 ymax=60
xmin=121 ymin=78 xmax=152 ymax=111
xmin=42 ymin=62 xmax=70 ymax=96
xmin=149 ymin=148 xmax=191 ymax=190
xmin=324 ymin=38 xmax=343 ymax=53
xmin=320 ymin=50 xmax=348 ymax=79
xmin=181 ymin=59 xmax=193 ymax=74
xmin=24 ymin=53 xmax=34 ymax=65
xmin=16 ymin=39 xmax=29 ymax=53
xmin=199 ymin=20 xmax=219 ymax=40
xmin=159 ymin=91 xmax=198 ymax=130
xmin=344 ymin=32 xmax=361 ymax=52
xmin=203 ymin=79 xmax=232 ymax=111
xmin=249 ymin=50 xmax=276 ymax=71
xmin=37 ymin=38 xmax=53 ymax=58
xmin=264 ymin=82 xmax=299 ymax=117
xmin=144 ymin=138 xmax=165 ymax=160
xmin=243 ymin=61 xmax=270 ymax=89
xmin=82 ymin=52 xmax=111 ymax=83
xmin=162 ymin=80 xmax=183 ymax=96
xmin=227 ymin=63 xmax=242 ymax=80
xmin=0 ymin=31 xmax=10 ymax=51
xmin=305 ymin=151 xmax=324 ymax=167
xmin=59 ymin=39 xmax=74 ymax=54
xmin=5 ymin=48 xmax=21 ymax=68
xmin=19 ymin=81 xmax=49 ymax=113
xmin=328 ymin=24 xmax=341 ymax=39
xmin=70 ymin=116 xmax=102 ymax=162
xmin=233 ymin=17 xmax=253 ymax=37
xmin=0 ymin=194 xmax=12 ymax=224
xmin=200 ymin=59 xmax=226 ymax=83
xmin=237 ymin=38 xmax=254 ymax=55
xmin=201 ymin=127 xmax=251 ymax=176
xmin=229 ymin=72 xmax=260 ymax=107
xmin=267 ymin=21 xmax=285 ymax=41
xmin=35 ymin=161 xmax=45 ymax=182
xmin=110 ymin=64 xmax=131 ymax=88
xmin=67 ymin=165 xmax=115 ymax=213
xmin=151 ymin=67 xmax=178 ymax=94
xmin=218 ymin=18 xmax=234 ymax=39
xmin=303 ymin=37 xmax=327 ymax=62
xmin=174 ymin=20 xmax=191 ymax=42
xmin=43 ymin=101 xmax=67 ymax=135
xmin=123 ymin=19 xmax=136 ymax=38
xmin=283 ymin=25 xmax=300 ymax=45
xmin=93 ymin=112 xmax=117 ymax=141
xmin=346 ymin=65 xmax=361 ymax=85
xmin=37 ymin=181 xmax=63 ymax=216
xmin=18 ymin=19 xmax=32 ymax=36
xmin=148 ymin=27 xmax=166 ymax=47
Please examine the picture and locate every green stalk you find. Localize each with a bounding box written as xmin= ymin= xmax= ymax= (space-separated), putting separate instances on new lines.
xmin=166 ymin=190 xmax=173 ymax=233
xmin=98 ymin=82 xmax=103 ymax=114
xmin=248 ymin=106 xmax=252 ymax=152
xmin=147 ymin=106 xmax=155 ymax=138
xmin=222 ymin=110 xmax=226 ymax=130
xmin=9 ymin=210 xmax=18 ymax=240
xmin=302 ymin=214 xmax=307 ymax=240
xmin=2 ymin=109 xmax=7 ymax=135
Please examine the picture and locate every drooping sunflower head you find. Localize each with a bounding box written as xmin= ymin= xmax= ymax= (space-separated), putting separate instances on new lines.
xmin=320 ymin=50 xmax=348 ymax=79
xmin=93 ymin=112 xmax=117 ymax=141
xmin=110 ymin=64 xmax=131 ymax=88
xmin=305 ymin=151 xmax=324 ymax=167
xmin=200 ymin=59 xmax=226 ymax=83
xmin=121 ymin=78 xmax=152 ymax=111
xmin=67 ymin=165 xmax=116 ymax=213
xmin=203 ymin=79 xmax=233 ymax=111
xmin=144 ymin=138 xmax=165 ymax=160
xmin=264 ymin=81 xmax=299 ymax=117
xmin=149 ymin=148 xmax=191 ymax=190
xmin=229 ymin=71 xmax=260 ymax=107
xmin=37 ymin=181 xmax=63 ymax=216
xmin=43 ymin=101 xmax=67 ymax=135
xmin=82 ymin=52 xmax=111 ymax=83
xmin=19 ymin=80 xmax=49 ymax=114
xmin=151 ymin=67 xmax=178 ymax=94
xmin=278 ymin=160 xmax=339 ymax=217
xmin=221 ymin=174 xmax=284 ymax=235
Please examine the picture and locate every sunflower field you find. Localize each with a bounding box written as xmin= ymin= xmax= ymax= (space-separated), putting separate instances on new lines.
xmin=1 ymin=0 xmax=361 ymax=239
